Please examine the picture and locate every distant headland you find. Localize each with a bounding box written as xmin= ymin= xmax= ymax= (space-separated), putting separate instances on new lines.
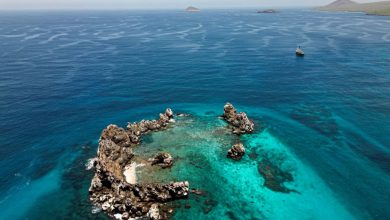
xmin=186 ymin=6 xmax=200 ymax=12
xmin=317 ymin=0 xmax=390 ymax=16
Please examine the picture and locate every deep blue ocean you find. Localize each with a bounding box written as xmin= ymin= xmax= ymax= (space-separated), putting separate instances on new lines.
xmin=0 ymin=9 xmax=389 ymax=220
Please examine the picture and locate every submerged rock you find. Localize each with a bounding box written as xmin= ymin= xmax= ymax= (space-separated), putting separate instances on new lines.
xmin=150 ymin=152 xmax=174 ymax=169
xmin=222 ymin=103 xmax=254 ymax=134
xmin=191 ymin=188 xmax=205 ymax=196
xmin=227 ymin=143 xmax=245 ymax=160
xmin=89 ymin=108 xmax=189 ymax=219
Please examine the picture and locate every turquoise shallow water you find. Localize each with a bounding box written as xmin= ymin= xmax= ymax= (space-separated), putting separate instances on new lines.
xmin=134 ymin=108 xmax=355 ymax=219
xmin=0 ymin=9 xmax=389 ymax=219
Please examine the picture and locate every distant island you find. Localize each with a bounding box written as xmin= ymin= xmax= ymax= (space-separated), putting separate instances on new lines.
xmin=257 ymin=9 xmax=276 ymax=13
xmin=186 ymin=6 xmax=200 ymax=12
xmin=317 ymin=0 xmax=390 ymax=16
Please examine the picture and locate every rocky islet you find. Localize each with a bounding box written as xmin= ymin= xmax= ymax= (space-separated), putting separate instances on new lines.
xmin=227 ymin=143 xmax=246 ymax=161
xmin=222 ymin=102 xmax=255 ymax=135
xmin=89 ymin=104 xmax=257 ymax=219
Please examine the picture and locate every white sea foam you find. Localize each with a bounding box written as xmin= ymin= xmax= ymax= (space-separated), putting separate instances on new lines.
xmin=132 ymin=24 xmax=147 ymax=30
xmin=358 ymin=31 xmax=371 ymax=40
xmin=39 ymin=33 xmax=67 ymax=44
xmin=58 ymin=40 xmax=99 ymax=48
xmin=98 ymin=31 xmax=125 ymax=41
xmin=210 ymin=38 xmax=235 ymax=50
xmin=382 ymin=33 xmax=390 ymax=42
xmin=85 ymin=158 xmax=97 ymax=170
xmin=0 ymin=33 xmax=27 ymax=38
xmin=23 ymin=33 xmax=43 ymax=41
xmin=157 ymin=23 xmax=203 ymax=39
xmin=91 ymin=206 xmax=102 ymax=214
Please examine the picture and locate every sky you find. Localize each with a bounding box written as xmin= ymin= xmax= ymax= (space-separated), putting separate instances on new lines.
xmin=0 ymin=0 xmax=381 ymax=10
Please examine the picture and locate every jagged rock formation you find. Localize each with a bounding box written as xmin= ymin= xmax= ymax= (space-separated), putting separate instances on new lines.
xmin=126 ymin=108 xmax=175 ymax=144
xmin=90 ymin=104 xmax=258 ymax=219
xmin=89 ymin=108 xmax=189 ymax=219
xmin=222 ymin=103 xmax=255 ymax=134
xmin=227 ymin=143 xmax=245 ymax=160
xmin=150 ymin=152 xmax=174 ymax=169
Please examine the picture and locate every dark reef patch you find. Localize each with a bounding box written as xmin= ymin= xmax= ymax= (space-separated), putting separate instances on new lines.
xmin=257 ymin=156 xmax=297 ymax=193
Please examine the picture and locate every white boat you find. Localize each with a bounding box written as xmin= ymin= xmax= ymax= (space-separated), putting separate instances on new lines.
xmin=296 ymin=47 xmax=304 ymax=56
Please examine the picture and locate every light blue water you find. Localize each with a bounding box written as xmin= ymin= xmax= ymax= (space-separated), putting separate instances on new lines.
xmin=0 ymin=9 xmax=389 ymax=219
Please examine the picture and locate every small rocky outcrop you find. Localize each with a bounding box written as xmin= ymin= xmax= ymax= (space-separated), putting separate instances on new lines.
xmin=227 ymin=143 xmax=245 ymax=160
xmin=150 ymin=152 xmax=174 ymax=169
xmin=126 ymin=108 xmax=174 ymax=144
xmin=222 ymin=103 xmax=254 ymax=134
xmin=89 ymin=108 xmax=189 ymax=219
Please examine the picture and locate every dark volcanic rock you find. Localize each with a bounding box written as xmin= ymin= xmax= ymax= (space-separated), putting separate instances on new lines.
xmin=150 ymin=152 xmax=174 ymax=169
xmin=126 ymin=108 xmax=175 ymax=144
xmin=222 ymin=103 xmax=254 ymax=134
xmin=227 ymin=143 xmax=245 ymax=160
xmin=89 ymin=108 xmax=189 ymax=219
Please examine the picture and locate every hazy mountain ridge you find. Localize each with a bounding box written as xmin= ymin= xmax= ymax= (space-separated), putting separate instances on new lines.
xmin=317 ymin=0 xmax=390 ymax=16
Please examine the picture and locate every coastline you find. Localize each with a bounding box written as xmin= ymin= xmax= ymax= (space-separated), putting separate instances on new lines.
xmin=315 ymin=1 xmax=390 ymax=16
xmin=317 ymin=8 xmax=390 ymax=16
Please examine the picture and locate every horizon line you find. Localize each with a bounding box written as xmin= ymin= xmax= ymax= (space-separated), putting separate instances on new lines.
xmin=0 ymin=6 xmax=317 ymax=11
